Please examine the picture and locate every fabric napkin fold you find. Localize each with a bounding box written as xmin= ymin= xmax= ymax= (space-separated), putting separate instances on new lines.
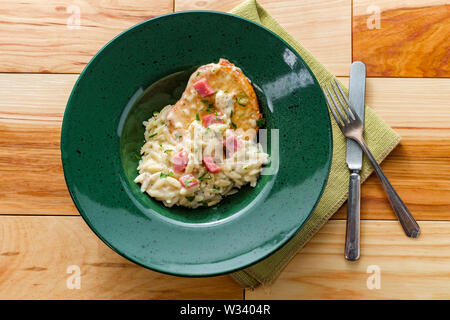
xmin=229 ymin=0 xmax=401 ymax=288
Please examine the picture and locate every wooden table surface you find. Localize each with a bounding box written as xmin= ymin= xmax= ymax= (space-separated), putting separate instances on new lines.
xmin=0 ymin=0 xmax=449 ymax=299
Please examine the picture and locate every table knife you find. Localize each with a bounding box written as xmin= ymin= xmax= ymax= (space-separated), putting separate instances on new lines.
xmin=345 ymin=61 xmax=366 ymax=261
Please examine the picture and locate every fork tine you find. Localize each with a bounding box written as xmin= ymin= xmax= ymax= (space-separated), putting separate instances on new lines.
xmin=322 ymin=87 xmax=343 ymax=129
xmin=333 ymin=78 xmax=356 ymax=120
xmin=333 ymin=79 xmax=350 ymax=106
xmin=331 ymin=81 xmax=354 ymax=120
xmin=325 ymin=85 xmax=348 ymax=124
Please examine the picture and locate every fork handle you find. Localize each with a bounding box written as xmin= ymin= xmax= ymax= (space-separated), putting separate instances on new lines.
xmin=356 ymin=138 xmax=420 ymax=238
xmin=345 ymin=171 xmax=360 ymax=261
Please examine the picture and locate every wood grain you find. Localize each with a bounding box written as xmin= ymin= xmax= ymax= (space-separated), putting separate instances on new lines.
xmin=0 ymin=75 xmax=448 ymax=220
xmin=0 ymin=74 xmax=77 ymax=121
xmin=353 ymin=1 xmax=450 ymax=77
xmin=175 ymin=0 xmax=352 ymax=76
xmin=246 ymin=220 xmax=450 ymax=299
xmin=0 ymin=118 xmax=77 ymax=215
xmin=0 ymin=216 xmax=242 ymax=299
xmin=0 ymin=0 xmax=173 ymax=73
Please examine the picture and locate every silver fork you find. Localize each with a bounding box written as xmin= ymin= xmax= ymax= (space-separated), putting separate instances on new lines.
xmin=322 ymin=79 xmax=420 ymax=238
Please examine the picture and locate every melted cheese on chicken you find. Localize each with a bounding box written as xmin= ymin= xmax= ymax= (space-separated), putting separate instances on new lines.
xmin=167 ymin=58 xmax=262 ymax=140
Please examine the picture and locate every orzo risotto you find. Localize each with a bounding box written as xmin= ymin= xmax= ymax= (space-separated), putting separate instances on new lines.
xmin=134 ymin=59 xmax=269 ymax=208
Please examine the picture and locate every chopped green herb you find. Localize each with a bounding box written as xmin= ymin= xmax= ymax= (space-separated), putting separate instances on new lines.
xmin=196 ymin=72 xmax=200 ymax=76
xmin=236 ymin=92 xmax=248 ymax=106
xmin=249 ymin=112 xmax=254 ymax=116
xmin=164 ymin=149 xmax=173 ymax=153
xmin=196 ymin=112 xmax=200 ymax=121
xmin=231 ymin=122 xmax=237 ymax=129
xmin=134 ymin=153 xmax=141 ymax=160
xmin=243 ymin=166 xmax=249 ymax=170
xmin=198 ymin=172 xmax=212 ymax=181
xmin=224 ymin=90 xmax=228 ymax=93
xmin=160 ymin=144 xmax=163 ymax=148
xmin=205 ymin=127 xmax=210 ymax=134
xmin=198 ymin=200 xmax=208 ymax=206
xmin=148 ymin=133 xmax=157 ymax=138
xmin=230 ymin=110 xmax=234 ymax=118
xmin=201 ymin=99 xmax=209 ymax=104
xmin=184 ymin=178 xmax=194 ymax=187
xmin=160 ymin=172 xmax=174 ymax=179
xmin=207 ymin=104 xmax=214 ymax=114
xmin=153 ymin=111 xmax=159 ymax=116
xmin=185 ymin=196 xmax=195 ymax=202
xmin=239 ymin=112 xmax=245 ymax=118
xmin=256 ymin=118 xmax=266 ymax=127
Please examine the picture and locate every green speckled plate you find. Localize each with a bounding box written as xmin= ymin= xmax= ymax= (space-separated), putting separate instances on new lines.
xmin=61 ymin=11 xmax=332 ymax=276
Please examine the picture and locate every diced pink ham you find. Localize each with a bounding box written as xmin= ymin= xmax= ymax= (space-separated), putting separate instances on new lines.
xmin=193 ymin=78 xmax=215 ymax=97
xmin=202 ymin=114 xmax=224 ymax=127
xmin=223 ymin=133 xmax=242 ymax=156
xmin=179 ymin=174 xmax=199 ymax=188
xmin=203 ymin=156 xmax=221 ymax=173
xmin=172 ymin=150 xmax=188 ymax=173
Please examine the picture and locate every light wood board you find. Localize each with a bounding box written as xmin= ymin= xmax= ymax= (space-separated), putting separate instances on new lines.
xmin=0 ymin=216 xmax=242 ymax=299
xmin=0 ymin=0 xmax=173 ymax=73
xmin=247 ymin=220 xmax=450 ymax=299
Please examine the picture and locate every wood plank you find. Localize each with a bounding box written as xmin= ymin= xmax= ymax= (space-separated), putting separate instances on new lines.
xmin=0 ymin=118 xmax=77 ymax=215
xmin=353 ymin=0 xmax=450 ymax=77
xmin=0 ymin=216 xmax=242 ymax=299
xmin=0 ymin=74 xmax=77 ymax=121
xmin=246 ymin=220 xmax=450 ymax=299
xmin=175 ymin=0 xmax=352 ymax=76
xmin=337 ymin=76 xmax=450 ymax=129
xmin=0 ymin=75 xmax=448 ymax=220
xmin=0 ymin=0 xmax=173 ymax=73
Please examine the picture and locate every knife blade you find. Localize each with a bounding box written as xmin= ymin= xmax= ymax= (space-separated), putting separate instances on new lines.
xmin=346 ymin=61 xmax=366 ymax=170
xmin=344 ymin=61 xmax=366 ymax=261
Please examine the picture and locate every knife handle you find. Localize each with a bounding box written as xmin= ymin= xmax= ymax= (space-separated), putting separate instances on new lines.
xmin=345 ymin=171 xmax=360 ymax=261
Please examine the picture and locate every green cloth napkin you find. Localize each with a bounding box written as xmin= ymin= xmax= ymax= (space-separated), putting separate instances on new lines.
xmin=230 ymin=0 xmax=401 ymax=289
